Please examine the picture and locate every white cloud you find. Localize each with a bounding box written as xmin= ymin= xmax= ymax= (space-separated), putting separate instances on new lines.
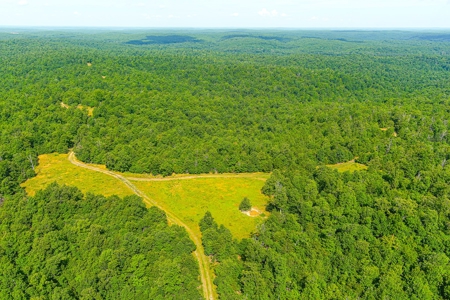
xmin=73 ymin=11 xmax=79 ymax=15
xmin=258 ymin=8 xmax=270 ymax=16
xmin=17 ymin=0 xmax=28 ymax=6
xmin=258 ymin=8 xmax=285 ymax=17
xmin=231 ymin=12 xmax=239 ymax=17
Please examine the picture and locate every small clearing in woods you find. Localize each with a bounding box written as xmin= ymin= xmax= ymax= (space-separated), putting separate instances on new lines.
xmin=60 ymin=102 xmax=94 ymax=117
xmin=380 ymin=127 xmax=398 ymax=137
xmin=60 ymin=102 xmax=69 ymax=109
xmin=87 ymin=62 xmax=92 ymax=67
xmin=327 ymin=158 xmax=368 ymax=173
xmin=77 ymin=105 xmax=94 ymax=117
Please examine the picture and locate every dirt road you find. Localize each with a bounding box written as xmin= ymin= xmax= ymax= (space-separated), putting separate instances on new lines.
xmin=68 ymin=151 xmax=215 ymax=300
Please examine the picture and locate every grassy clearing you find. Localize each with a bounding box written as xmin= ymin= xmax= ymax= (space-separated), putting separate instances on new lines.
xmin=60 ymin=102 xmax=94 ymax=117
xmin=76 ymin=104 xmax=94 ymax=117
xmin=132 ymin=176 xmax=269 ymax=239
xmin=380 ymin=127 xmax=398 ymax=137
xmin=21 ymin=153 xmax=132 ymax=198
xmin=60 ymin=102 xmax=69 ymax=109
xmin=326 ymin=159 xmax=368 ymax=173
xmin=22 ymin=153 xmax=269 ymax=239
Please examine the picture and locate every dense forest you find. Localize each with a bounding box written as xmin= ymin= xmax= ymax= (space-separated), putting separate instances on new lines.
xmin=201 ymin=166 xmax=450 ymax=299
xmin=1 ymin=29 xmax=450 ymax=298
xmin=0 ymin=183 xmax=200 ymax=299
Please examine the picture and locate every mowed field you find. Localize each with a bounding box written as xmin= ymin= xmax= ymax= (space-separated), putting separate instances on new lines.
xmin=22 ymin=153 xmax=270 ymax=239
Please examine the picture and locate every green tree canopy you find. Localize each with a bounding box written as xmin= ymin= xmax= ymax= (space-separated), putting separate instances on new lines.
xmin=239 ymin=197 xmax=252 ymax=212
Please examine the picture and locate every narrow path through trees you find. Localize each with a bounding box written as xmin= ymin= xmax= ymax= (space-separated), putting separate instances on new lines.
xmin=68 ymin=151 xmax=215 ymax=300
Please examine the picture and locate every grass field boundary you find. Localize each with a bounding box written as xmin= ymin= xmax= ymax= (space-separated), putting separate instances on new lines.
xmin=126 ymin=174 xmax=268 ymax=182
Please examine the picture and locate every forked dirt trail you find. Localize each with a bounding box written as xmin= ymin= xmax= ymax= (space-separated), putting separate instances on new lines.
xmin=68 ymin=151 xmax=215 ymax=300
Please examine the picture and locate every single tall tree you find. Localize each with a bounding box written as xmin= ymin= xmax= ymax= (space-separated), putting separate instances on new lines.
xmin=239 ymin=197 xmax=251 ymax=212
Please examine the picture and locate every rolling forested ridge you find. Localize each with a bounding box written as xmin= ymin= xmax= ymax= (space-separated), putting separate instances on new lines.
xmin=1 ymin=29 xmax=450 ymax=299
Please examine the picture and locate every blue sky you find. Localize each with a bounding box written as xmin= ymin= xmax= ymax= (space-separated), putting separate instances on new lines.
xmin=0 ymin=0 xmax=449 ymax=28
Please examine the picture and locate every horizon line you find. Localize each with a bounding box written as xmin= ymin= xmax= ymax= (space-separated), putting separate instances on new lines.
xmin=1 ymin=26 xmax=450 ymax=31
